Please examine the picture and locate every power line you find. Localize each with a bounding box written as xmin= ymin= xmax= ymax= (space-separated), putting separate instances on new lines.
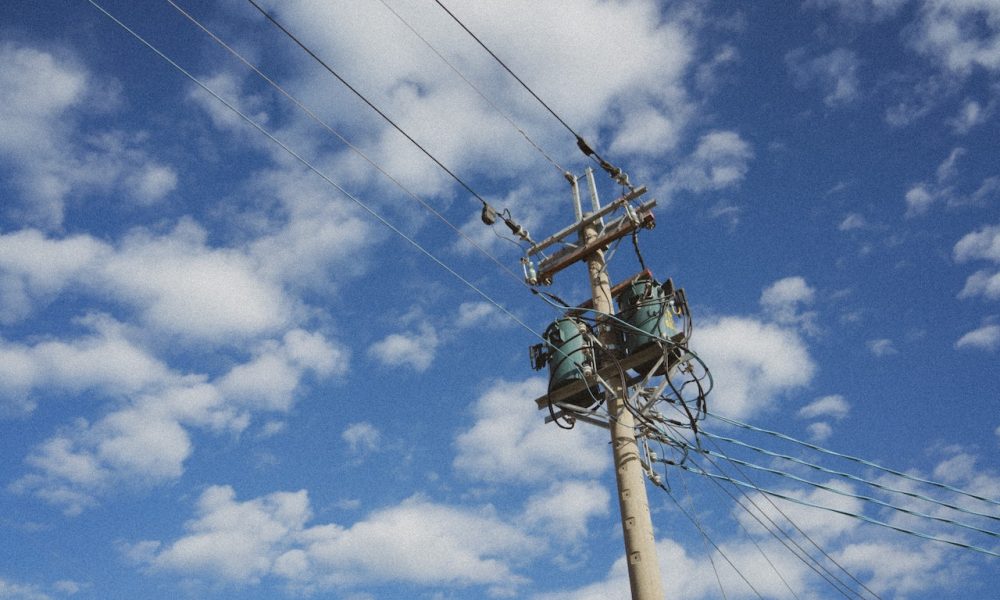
xmin=373 ymin=0 xmax=568 ymax=177
xmin=430 ymin=0 xmax=634 ymax=189
xmin=682 ymin=464 xmax=1000 ymax=559
xmin=707 ymin=412 xmax=1000 ymax=509
xmin=703 ymin=430 xmax=1000 ymax=525
xmin=244 ymin=0 xmax=534 ymax=245
xmin=86 ymin=0 xmax=544 ymax=344
xmin=694 ymin=445 xmax=1000 ymax=541
xmin=691 ymin=448 xmax=878 ymax=600
xmin=166 ymin=0 xmax=528 ymax=290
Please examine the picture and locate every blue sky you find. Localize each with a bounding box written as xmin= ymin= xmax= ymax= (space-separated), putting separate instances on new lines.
xmin=1 ymin=1 xmax=999 ymax=598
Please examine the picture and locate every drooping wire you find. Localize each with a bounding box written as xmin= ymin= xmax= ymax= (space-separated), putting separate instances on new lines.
xmin=707 ymin=412 xmax=1000 ymax=508
xmin=373 ymin=0 xmax=568 ymax=177
xmin=660 ymin=486 xmax=766 ymax=599
xmin=244 ymin=0 xmax=534 ymax=244
xmin=166 ymin=0 xmax=530 ymax=290
xmin=86 ymin=0 xmax=545 ymax=344
xmin=682 ymin=464 xmax=1000 ymax=559
xmin=703 ymin=430 xmax=1000 ymax=524
xmin=699 ymin=436 xmax=886 ymax=599
xmin=682 ymin=453 xmax=871 ymax=600
xmin=677 ymin=467 xmax=793 ymax=600
xmin=430 ymin=0 xmax=634 ymax=189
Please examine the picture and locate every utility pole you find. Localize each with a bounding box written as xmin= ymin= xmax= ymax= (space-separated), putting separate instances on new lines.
xmin=525 ymin=169 xmax=664 ymax=600
xmin=584 ymin=220 xmax=665 ymax=600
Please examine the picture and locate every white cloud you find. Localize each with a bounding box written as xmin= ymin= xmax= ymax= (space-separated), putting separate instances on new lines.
xmin=786 ymin=47 xmax=861 ymax=107
xmin=798 ymin=394 xmax=850 ymax=420
xmin=694 ymin=316 xmax=815 ymax=419
xmin=521 ymin=480 xmax=610 ymax=544
xmin=0 ymin=577 xmax=52 ymax=600
xmin=368 ymin=323 xmax=439 ymax=372
xmin=12 ymin=329 xmax=343 ymax=514
xmin=948 ymin=99 xmax=991 ymax=134
xmin=138 ymin=486 xmax=539 ymax=589
xmin=838 ymin=213 xmax=868 ymax=231
xmin=0 ymin=43 xmax=180 ymax=227
xmin=904 ymin=184 xmax=936 ymax=217
xmin=342 ymin=422 xmax=381 ymax=454
xmin=760 ymin=276 xmax=818 ymax=332
xmin=866 ymin=338 xmax=898 ymax=356
xmin=910 ymin=1 xmax=1000 ymax=75
xmin=455 ymin=301 xmax=500 ymax=329
xmin=953 ymin=223 xmax=1000 ymax=264
xmin=955 ymin=324 xmax=1000 ymax=351
xmin=807 ymin=421 xmax=834 ymax=442
xmin=670 ymin=130 xmax=754 ymax=194
xmin=453 ymin=378 xmax=608 ymax=483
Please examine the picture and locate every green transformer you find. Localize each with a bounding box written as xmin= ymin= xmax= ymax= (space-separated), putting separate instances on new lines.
xmin=616 ymin=276 xmax=679 ymax=374
xmin=541 ymin=316 xmax=598 ymax=407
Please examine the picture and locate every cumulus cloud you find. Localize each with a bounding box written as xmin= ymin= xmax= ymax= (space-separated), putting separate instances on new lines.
xmin=760 ymin=276 xmax=818 ymax=333
xmin=0 ymin=43 xmax=179 ymax=227
xmin=11 ymin=329 xmax=344 ymax=514
xmin=902 ymin=147 xmax=993 ymax=217
xmin=948 ymin=99 xmax=992 ymax=134
xmin=953 ymin=224 xmax=1000 ymax=264
xmin=520 ymin=480 xmax=610 ymax=544
xmin=798 ymin=394 xmax=850 ymax=420
xmin=838 ymin=213 xmax=868 ymax=231
xmin=453 ymin=378 xmax=608 ymax=483
xmin=342 ymin=422 xmax=381 ymax=454
xmin=669 ymin=130 xmax=754 ymax=194
xmin=136 ymin=486 xmax=539 ymax=590
xmin=694 ymin=317 xmax=815 ymax=419
xmin=786 ymin=47 xmax=861 ymax=107
xmin=955 ymin=324 xmax=1000 ymax=351
xmin=367 ymin=323 xmax=439 ymax=372
xmin=866 ymin=338 xmax=898 ymax=356
xmin=909 ymin=1 xmax=1000 ymax=76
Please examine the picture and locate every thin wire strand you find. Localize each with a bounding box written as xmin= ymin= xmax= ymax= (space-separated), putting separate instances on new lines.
xmin=703 ymin=430 xmax=1000 ymax=524
xmin=166 ymin=0 xmax=528 ymax=289
xmin=707 ymin=412 xmax=1000 ymax=508
xmin=682 ymin=464 xmax=1000 ymax=559
xmin=677 ymin=467 xmax=788 ymax=600
xmin=244 ymin=0 xmax=501 ymax=215
xmin=661 ymin=486 xmax=766 ymax=600
xmin=700 ymin=437 xmax=886 ymax=600
xmin=684 ymin=452 xmax=872 ymax=599
xmin=87 ymin=0 xmax=543 ymax=343
xmin=374 ymin=0 xmax=567 ymax=176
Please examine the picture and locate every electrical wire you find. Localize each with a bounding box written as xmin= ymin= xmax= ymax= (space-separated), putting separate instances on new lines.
xmin=693 ymin=445 xmax=1000 ymax=540
xmin=430 ymin=0 xmax=633 ymax=189
xmin=86 ymin=0 xmax=545 ymax=345
xmin=703 ymin=430 xmax=1000 ymax=524
xmin=244 ymin=0 xmax=534 ymax=244
xmin=660 ymin=486 xmax=766 ymax=600
xmin=373 ymin=0 xmax=568 ymax=177
xmin=682 ymin=454 xmax=872 ymax=600
xmin=166 ymin=0 xmax=530 ymax=291
xmin=707 ymin=412 xmax=1000 ymax=508
xmin=682 ymin=464 xmax=1000 ymax=559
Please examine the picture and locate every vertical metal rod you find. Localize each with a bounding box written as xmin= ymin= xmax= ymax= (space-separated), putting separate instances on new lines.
xmin=571 ymin=174 xmax=583 ymax=222
xmin=585 ymin=167 xmax=605 ymax=227
xmin=583 ymin=221 xmax=664 ymax=600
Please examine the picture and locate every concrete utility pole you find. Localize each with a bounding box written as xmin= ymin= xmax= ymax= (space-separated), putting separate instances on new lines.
xmin=583 ymin=220 xmax=665 ymax=600
xmin=526 ymin=169 xmax=663 ymax=600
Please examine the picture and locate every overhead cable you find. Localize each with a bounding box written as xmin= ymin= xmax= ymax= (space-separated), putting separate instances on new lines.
xmin=682 ymin=464 xmax=1000 ymax=559
xmin=690 ymin=448 xmax=878 ymax=599
xmin=707 ymin=412 xmax=1000 ymax=508
xmin=374 ymin=0 xmax=568 ymax=177
xmin=431 ymin=0 xmax=633 ymax=189
xmin=244 ymin=0 xmax=534 ymax=245
xmin=695 ymin=445 xmax=1000 ymax=541
xmin=166 ymin=0 xmax=528 ymax=289
xmin=703 ymin=430 xmax=1000 ymax=524
xmin=87 ymin=0 xmax=543 ymax=344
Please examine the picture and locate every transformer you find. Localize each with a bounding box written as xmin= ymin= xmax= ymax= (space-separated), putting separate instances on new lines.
xmin=533 ymin=316 xmax=599 ymax=408
xmin=616 ymin=275 xmax=680 ymax=375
